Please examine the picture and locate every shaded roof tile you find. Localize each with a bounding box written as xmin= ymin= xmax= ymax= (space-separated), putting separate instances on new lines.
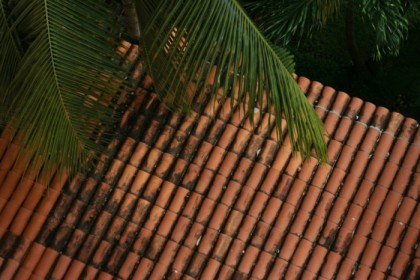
xmin=192 ymin=169 xmax=214 ymax=195
xmin=395 ymin=197 xmax=417 ymax=224
xmin=367 ymin=185 xmax=388 ymax=213
xmin=360 ymin=238 xmax=383 ymax=267
xmin=251 ymin=250 xmax=274 ymax=279
xmin=390 ymin=251 xmax=411 ymax=278
xmin=300 ymin=185 xmax=321 ymax=213
xmin=260 ymin=168 xmax=282 ymax=195
xmin=285 ymin=179 xmax=307 ymax=207
xmin=341 ymin=203 xmax=363 ymax=231
xmin=324 ymin=168 xmax=347 ymax=196
xmin=305 ymin=81 xmax=323 ymax=104
xmin=192 ymin=141 xmax=213 ymax=168
xmin=271 ymin=144 xmax=292 ymax=172
xmin=182 ymin=163 xmax=201 ymax=190
xmin=222 ymin=209 xmax=243 ymax=237
xmin=167 ymin=158 xmax=189 ymax=185
xmin=346 ymin=233 xmax=368 ymax=261
xmin=284 ymin=263 xmax=303 ymax=279
xmin=168 ymin=187 xmax=189 ymax=214
xmin=353 ymin=265 xmax=372 ymax=279
xmin=250 ymin=221 xmax=271 ymax=248
xmin=318 ymin=220 xmax=339 ymax=248
xmin=352 ymin=180 xmax=375 ymax=208
xmin=181 ymin=192 xmax=202 ymax=219
xmin=385 ymin=220 xmax=407 ymax=249
xmin=356 ymin=209 xmax=378 ymax=237
xmin=333 ymin=226 xmax=353 ymax=254
xmin=208 ymin=204 xmax=229 ymax=231
xmin=246 ymin=163 xmax=268 ymax=190
xmin=348 ymin=150 xmax=370 ymax=178
xmin=205 ymin=146 xmax=226 ymax=172
xmin=305 ymin=245 xmax=328 ymax=274
xmin=179 ymin=135 xmax=200 ymax=163
xmin=272 ymin=174 xmax=294 ymax=200
xmin=237 ymin=245 xmax=260 ymax=274
xmin=339 ymin=173 xmax=361 ymax=201
xmin=267 ymin=257 xmax=288 ymax=279
xmin=206 ymin=119 xmax=226 ymax=146
xmin=156 ymin=210 xmax=178 ymax=237
xmin=285 ymin=154 xmax=303 ymax=177
xmin=224 ymin=238 xmax=246 ymax=268
xmin=154 ymin=125 xmax=176 ymax=152
xmin=217 ymin=124 xmax=238 ymax=150
xmin=278 ymin=233 xmax=300 ymax=261
xmin=337 ymin=258 xmax=356 ymax=279
xmin=0 ymin=258 xmax=20 ymax=279
xmin=232 ymin=157 xmax=253 ymax=185
xmin=155 ymin=153 xmax=176 ymax=179
xmin=212 ymin=233 xmax=233 ymax=262
xmin=319 ymin=251 xmax=342 ymax=279
xmin=371 ymin=215 xmax=391 ymax=243
xmin=379 ymin=190 xmax=402 ymax=219
xmin=245 ymin=135 xmax=265 ymax=161
xmin=129 ymin=170 xmax=149 ymax=196
xmin=218 ymin=264 xmax=235 ymax=279
xmin=195 ymin=198 xmax=216 ymax=225
xmin=132 ymin=257 xmax=153 ymax=280
xmin=290 ymin=238 xmax=313 ymax=268
xmin=141 ymin=148 xmax=163 ymax=174
xmin=346 ymin=122 xmax=369 ymax=149
xmin=185 ymin=252 xmax=207 ymax=277
xmin=327 ymin=197 xmax=349 ymax=225
xmin=334 ymin=117 xmax=354 ymax=143
xmin=237 ymin=215 xmax=258 ymax=243
xmin=374 ymin=245 xmax=395 ymax=272
xmin=297 ymin=157 xmax=318 ymax=182
xmin=234 ymin=186 xmax=255 ymax=212
xmin=261 ymin=197 xmax=282 ymax=225
xmin=201 ymin=258 xmax=222 ymax=279
xmin=400 ymin=226 xmax=419 ymax=255
xmin=314 ymin=192 xmax=335 ymax=219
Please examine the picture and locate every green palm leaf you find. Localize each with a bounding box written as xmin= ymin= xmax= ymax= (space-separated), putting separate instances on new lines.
xmin=243 ymin=0 xmax=343 ymax=46
xmin=3 ymin=0 xmax=128 ymax=177
xmin=0 ymin=0 xmax=23 ymax=123
xmin=136 ymin=0 xmax=327 ymax=160
xmin=360 ymin=0 xmax=408 ymax=59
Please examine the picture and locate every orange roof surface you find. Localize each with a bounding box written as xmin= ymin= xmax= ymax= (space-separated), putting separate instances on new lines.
xmin=0 ymin=43 xmax=419 ymax=279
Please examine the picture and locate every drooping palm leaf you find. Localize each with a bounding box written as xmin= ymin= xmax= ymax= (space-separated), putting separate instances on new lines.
xmin=0 ymin=0 xmax=23 ymax=123
xmin=360 ymin=0 xmax=408 ymax=59
xmin=243 ymin=0 xmax=343 ymax=46
xmin=3 ymin=0 xmax=128 ymax=177
xmin=135 ymin=0 xmax=327 ymax=160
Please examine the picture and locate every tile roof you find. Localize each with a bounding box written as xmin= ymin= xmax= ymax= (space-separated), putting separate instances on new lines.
xmin=0 ymin=42 xmax=419 ymax=279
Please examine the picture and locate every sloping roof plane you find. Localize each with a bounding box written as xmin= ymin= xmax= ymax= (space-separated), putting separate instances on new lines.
xmin=0 ymin=43 xmax=419 ymax=279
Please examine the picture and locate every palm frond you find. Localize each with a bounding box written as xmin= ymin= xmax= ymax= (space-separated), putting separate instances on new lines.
xmin=360 ymin=0 xmax=408 ymax=59
xmin=3 ymin=0 xmax=129 ymax=177
xmin=0 ymin=0 xmax=23 ymax=123
xmin=135 ymin=0 xmax=327 ymax=160
xmin=243 ymin=0 xmax=343 ymax=46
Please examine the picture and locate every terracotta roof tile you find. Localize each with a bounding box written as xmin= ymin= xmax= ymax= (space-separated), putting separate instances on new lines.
xmin=267 ymin=257 xmax=288 ymax=279
xmin=354 ymin=264 xmax=372 ymax=278
xmin=250 ymin=221 xmax=271 ymax=248
xmin=251 ymin=250 xmax=274 ymax=279
xmin=236 ymin=215 xmax=257 ymax=243
xmin=371 ymin=215 xmax=391 ymax=243
xmin=390 ymin=251 xmax=411 ymax=278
